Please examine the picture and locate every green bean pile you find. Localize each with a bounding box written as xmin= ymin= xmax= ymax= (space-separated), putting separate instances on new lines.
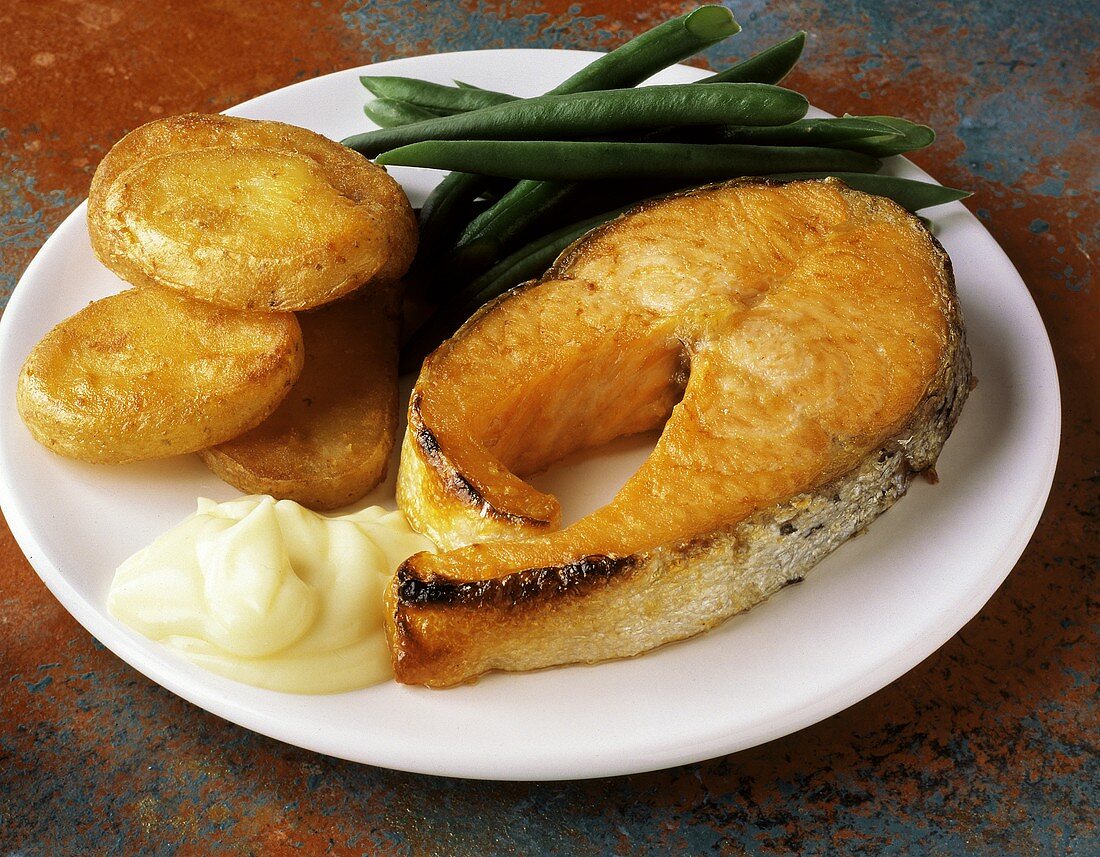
xmin=340 ymin=5 xmax=969 ymax=367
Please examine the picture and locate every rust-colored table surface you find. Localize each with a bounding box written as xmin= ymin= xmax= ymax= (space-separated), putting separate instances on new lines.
xmin=1 ymin=1 xmax=1096 ymax=854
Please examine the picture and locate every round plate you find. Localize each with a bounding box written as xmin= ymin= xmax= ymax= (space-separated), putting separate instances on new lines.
xmin=0 ymin=50 xmax=1060 ymax=780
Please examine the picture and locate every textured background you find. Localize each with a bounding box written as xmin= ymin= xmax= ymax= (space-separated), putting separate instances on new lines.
xmin=1 ymin=1 xmax=1096 ymax=854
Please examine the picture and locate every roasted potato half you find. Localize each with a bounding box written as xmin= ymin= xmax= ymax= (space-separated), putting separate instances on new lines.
xmin=88 ymin=113 xmax=417 ymax=311
xmin=17 ymin=288 xmax=303 ymax=463
xmin=200 ymin=286 xmax=400 ymax=510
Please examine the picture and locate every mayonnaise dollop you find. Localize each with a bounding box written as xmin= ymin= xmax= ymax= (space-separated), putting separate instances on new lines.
xmin=107 ymin=495 xmax=435 ymax=694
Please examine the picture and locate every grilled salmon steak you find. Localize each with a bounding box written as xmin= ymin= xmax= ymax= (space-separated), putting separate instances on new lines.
xmin=392 ymin=178 xmax=971 ymax=687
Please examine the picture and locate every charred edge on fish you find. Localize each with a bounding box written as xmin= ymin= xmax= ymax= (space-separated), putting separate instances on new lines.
xmin=396 ymin=554 xmax=637 ymax=608
xmin=409 ymin=392 xmax=555 ymax=529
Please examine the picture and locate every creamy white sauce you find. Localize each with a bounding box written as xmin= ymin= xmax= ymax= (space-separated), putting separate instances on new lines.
xmin=107 ymin=495 xmax=434 ymax=694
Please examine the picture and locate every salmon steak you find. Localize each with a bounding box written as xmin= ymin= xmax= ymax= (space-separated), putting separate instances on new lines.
xmin=391 ymin=178 xmax=971 ymax=687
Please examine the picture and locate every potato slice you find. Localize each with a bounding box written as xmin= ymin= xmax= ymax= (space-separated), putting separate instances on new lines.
xmin=199 ymin=287 xmax=399 ymax=510
xmin=17 ymin=288 xmax=303 ymax=463
xmin=88 ymin=113 xmax=417 ymax=311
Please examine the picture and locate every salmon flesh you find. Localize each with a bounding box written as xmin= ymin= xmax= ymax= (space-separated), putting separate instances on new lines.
xmin=391 ymin=178 xmax=971 ymax=687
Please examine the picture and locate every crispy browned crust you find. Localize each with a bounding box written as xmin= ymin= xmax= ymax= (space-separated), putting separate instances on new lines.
xmin=390 ymin=178 xmax=971 ymax=687
xmin=395 ymin=376 xmax=563 ymax=550
xmin=407 ymin=392 xmax=557 ymax=528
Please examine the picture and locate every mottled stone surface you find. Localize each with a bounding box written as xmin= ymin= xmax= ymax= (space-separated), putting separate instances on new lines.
xmin=0 ymin=1 xmax=1096 ymax=854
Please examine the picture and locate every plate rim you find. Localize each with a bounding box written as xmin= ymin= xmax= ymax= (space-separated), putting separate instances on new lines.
xmin=0 ymin=49 xmax=1061 ymax=780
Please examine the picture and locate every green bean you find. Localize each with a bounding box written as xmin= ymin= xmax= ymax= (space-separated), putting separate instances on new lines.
xmin=394 ymin=5 xmax=743 ymax=268
xmin=839 ymin=116 xmax=935 ymax=156
xmin=344 ymin=83 xmax=807 ymax=157
xmin=441 ymin=176 xmax=700 ymax=287
xmin=410 ymin=30 xmax=807 ymax=124
xmin=434 ymin=30 xmax=806 ymax=110
xmin=701 ymin=31 xmax=807 ymax=84
xmin=762 ymin=172 xmax=970 ymax=211
xmin=411 ymin=4 xmax=743 ymax=116
xmin=360 ymin=76 xmax=518 ymax=113
xmin=415 ymin=172 xmax=525 ymax=265
xmin=458 ymin=209 xmax=623 ymax=304
xmin=377 ymin=140 xmax=880 ymax=180
xmin=678 ymin=117 xmax=904 ymax=148
xmin=550 ymin=5 xmax=740 ymax=93
xmin=385 ymin=31 xmax=812 ymax=265
xmin=363 ymin=98 xmax=442 ymax=128
xmin=361 ymin=85 xmax=506 ymax=261
xmin=413 ymin=172 xmax=483 ymax=267
xmin=361 ymin=80 xmax=514 ymax=260
xmin=453 ymin=180 xmax=576 ymax=256
xmin=473 ymin=179 xmax=515 ymax=202
xmin=448 ymin=174 xmax=692 ymax=263
xmin=429 ymin=32 xmax=810 ymax=272
xmin=675 ymin=117 xmax=932 ymax=157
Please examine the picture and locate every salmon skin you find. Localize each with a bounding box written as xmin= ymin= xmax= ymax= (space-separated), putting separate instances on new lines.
xmin=391 ymin=178 xmax=971 ymax=688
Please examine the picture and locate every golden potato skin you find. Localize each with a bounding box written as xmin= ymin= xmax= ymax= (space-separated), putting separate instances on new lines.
xmin=200 ymin=285 xmax=399 ymax=510
xmin=17 ymin=288 xmax=303 ymax=463
xmin=87 ymin=113 xmax=417 ymax=311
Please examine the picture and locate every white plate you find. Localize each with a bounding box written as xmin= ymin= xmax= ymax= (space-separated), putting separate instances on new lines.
xmin=0 ymin=50 xmax=1060 ymax=781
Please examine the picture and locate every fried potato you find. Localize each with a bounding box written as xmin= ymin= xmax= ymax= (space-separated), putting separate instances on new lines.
xmin=199 ymin=287 xmax=400 ymax=510
xmin=87 ymin=113 xmax=417 ymax=311
xmin=17 ymin=288 xmax=303 ymax=463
